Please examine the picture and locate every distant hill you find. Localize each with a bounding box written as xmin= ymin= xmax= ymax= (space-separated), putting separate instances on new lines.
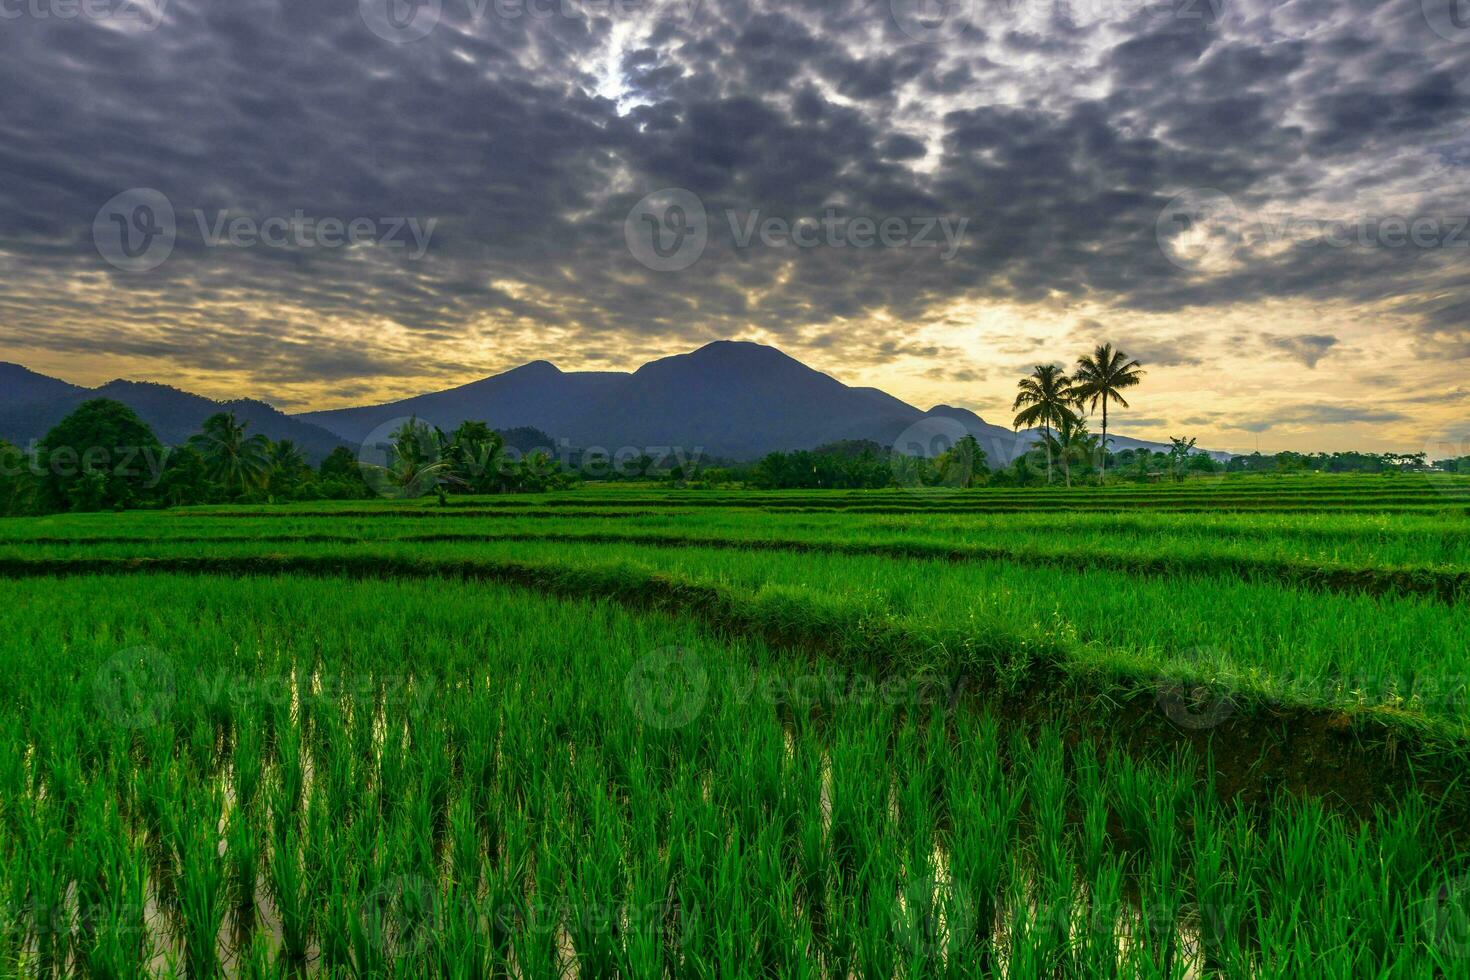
xmin=301 ymin=340 xmax=1215 ymax=462
xmin=0 ymin=365 xmax=345 ymax=461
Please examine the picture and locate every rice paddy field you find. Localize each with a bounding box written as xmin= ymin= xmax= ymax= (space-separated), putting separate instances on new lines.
xmin=2 ymin=473 xmax=1469 ymax=976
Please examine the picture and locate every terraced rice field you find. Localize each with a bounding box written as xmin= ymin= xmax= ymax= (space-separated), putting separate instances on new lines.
xmin=2 ymin=474 xmax=1468 ymax=976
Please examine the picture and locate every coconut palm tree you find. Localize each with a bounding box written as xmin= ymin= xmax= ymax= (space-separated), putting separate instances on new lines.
xmin=1012 ymin=364 xmax=1077 ymax=485
xmin=1044 ymin=415 xmax=1101 ymax=489
xmin=1037 ymin=415 xmax=1099 ymax=489
xmin=363 ymin=417 xmax=452 ymax=498
xmin=188 ymin=412 xmax=270 ymax=497
xmin=265 ymin=439 xmax=309 ymax=497
xmin=1072 ymin=343 xmax=1144 ymax=484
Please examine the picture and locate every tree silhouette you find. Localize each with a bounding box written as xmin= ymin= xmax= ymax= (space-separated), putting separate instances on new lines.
xmin=1042 ymin=414 xmax=1098 ymax=489
xmin=37 ymin=398 xmax=163 ymax=511
xmin=188 ymin=412 xmax=270 ymax=498
xmin=1168 ymin=436 xmax=1198 ymax=482
xmin=1073 ymin=343 xmax=1144 ymax=484
xmin=1012 ymin=364 xmax=1078 ymax=485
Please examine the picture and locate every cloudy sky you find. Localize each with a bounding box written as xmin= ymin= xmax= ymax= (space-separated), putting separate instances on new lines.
xmin=0 ymin=0 xmax=1466 ymax=453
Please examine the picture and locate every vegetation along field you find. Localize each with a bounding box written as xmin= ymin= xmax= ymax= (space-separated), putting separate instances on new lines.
xmin=2 ymin=476 xmax=1469 ymax=976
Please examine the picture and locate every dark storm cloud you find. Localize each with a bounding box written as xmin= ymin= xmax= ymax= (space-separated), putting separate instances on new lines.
xmin=1067 ymin=321 xmax=1207 ymax=369
xmin=1233 ymin=404 xmax=1412 ymax=433
xmin=0 ymin=0 xmax=1465 ymax=387
xmin=1262 ymin=333 xmax=1339 ymax=368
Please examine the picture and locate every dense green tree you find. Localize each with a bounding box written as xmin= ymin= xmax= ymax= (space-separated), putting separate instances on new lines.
xmin=361 ymin=417 xmax=450 ymax=498
xmin=447 ymin=421 xmax=504 ymax=493
xmin=1167 ymin=436 xmax=1198 ymax=482
xmin=264 ymin=440 xmax=311 ymax=498
xmin=0 ymin=439 xmax=37 ymax=515
xmin=317 ymin=445 xmax=372 ymax=498
xmin=1188 ymin=452 xmax=1220 ymax=473
xmin=154 ymin=446 xmax=215 ymax=507
xmin=934 ymin=434 xmax=988 ymax=488
xmin=320 ymin=446 xmax=360 ymax=482
xmin=188 ymin=412 xmax=270 ymax=498
xmin=512 ymin=449 xmax=573 ymax=493
xmin=750 ymin=443 xmax=892 ymax=489
xmin=36 ymin=399 xmax=165 ymax=512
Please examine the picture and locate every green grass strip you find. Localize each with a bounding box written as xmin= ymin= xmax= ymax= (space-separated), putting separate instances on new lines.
xmin=16 ymin=528 xmax=1468 ymax=603
xmin=2 ymin=551 xmax=1467 ymax=831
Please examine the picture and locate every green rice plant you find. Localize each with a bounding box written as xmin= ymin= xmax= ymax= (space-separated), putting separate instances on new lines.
xmin=1192 ymin=796 xmax=1251 ymax=975
xmin=945 ymin=711 xmax=1015 ymax=974
xmin=266 ymin=787 xmax=312 ymax=969
xmin=223 ymin=807 xmax=259 ymax=945
xmin=1015 ymin=728 xmax=1074 ymax=972
xmin=172 ymin=784 xmax=227 ymax=980
xmin=0 ymin=567 xmax=1466 ymax=976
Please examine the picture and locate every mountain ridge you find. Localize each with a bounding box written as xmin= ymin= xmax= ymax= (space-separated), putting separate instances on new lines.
xmin=0 ymin=365 xmax=346 ymax=460
xmin=297 ymin=341 xmax=1209 ymax=461
xmin=1 ymin=344 xmax=1219 ymax=463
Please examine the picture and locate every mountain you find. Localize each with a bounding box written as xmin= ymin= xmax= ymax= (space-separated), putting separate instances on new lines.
xmin=300 ymin=341 xmax=1210 ymax=462
xmin=301 ymin=341 xmax=930 ymax=459
xmin=0 ymin=367 xmax=345 ymax=461
xmin=0 ymin=363 xmax=83 ymax=405
xmin=0 ymin=343 xmax=1218 ymax=464
xmin=297 ymin=359 xmax=627 ymax=445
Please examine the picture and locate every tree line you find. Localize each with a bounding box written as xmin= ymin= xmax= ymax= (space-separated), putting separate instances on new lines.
xmin=0 ymin=399 xmax=570 ymax=516
xmin=2 ymin=393 xmax=1460 ymax=512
